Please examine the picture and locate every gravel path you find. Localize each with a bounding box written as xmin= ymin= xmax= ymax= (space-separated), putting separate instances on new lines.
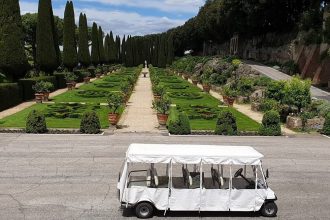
xmin=116 ymin=68 xmax=159 ymax=133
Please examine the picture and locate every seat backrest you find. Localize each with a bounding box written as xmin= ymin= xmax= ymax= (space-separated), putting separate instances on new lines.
xmin=152 ymin=167 xmax=159 ymax=187
xmin=146 ymin=169 xmax=152 ymax=187
xmin=211 ymin=167 xmax=222 ymax=189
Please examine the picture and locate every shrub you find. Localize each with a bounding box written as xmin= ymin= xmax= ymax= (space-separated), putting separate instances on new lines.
xmin=282 ymin=77 xmax=311 ymax=112
xmin=80 ymin=111 xmax=101 ymax=134
xmin=260 ymin=99 xmax=280 ymax=112
xmin=259 ymin=110 xmax=281 ymax=136
xmin=322 ymin=113 xmax=330 ymax=135
xmin=265 ymin=80 xmax=286 ymax=102
xmin=64 ymin=72 xmax=78 ymax=82
xmin=0 ymin=83 xmax=22 ymax=111
xmin=215 ymin=109 xmax=237 ymax=135
xmin=167 ymin=108 xmax=191 ymax=135
xmin=26 ymin=110 xmax=47 ymax=133
xmin=19 ymin=76 xmax=57 ymax=100
xmin=152 ymin=97 xmax=171 ymax=114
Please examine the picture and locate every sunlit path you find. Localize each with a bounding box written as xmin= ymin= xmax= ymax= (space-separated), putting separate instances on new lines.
xmin=116 ymin=68 xmax=159 ymax=133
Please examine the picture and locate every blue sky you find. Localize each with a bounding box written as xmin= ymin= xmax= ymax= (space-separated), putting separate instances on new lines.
xmin=19 ymin=0 xmax=204 ymax=36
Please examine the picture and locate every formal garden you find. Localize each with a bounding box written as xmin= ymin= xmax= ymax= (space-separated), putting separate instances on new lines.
xmin=0 ymin=67 xmax=141 ymax=132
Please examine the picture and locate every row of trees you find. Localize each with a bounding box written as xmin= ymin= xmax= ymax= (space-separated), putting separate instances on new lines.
xmin=167 ymin=0 xmax=330 ymax=55
xmin=124 ymin=33 xmax=174 ymax=67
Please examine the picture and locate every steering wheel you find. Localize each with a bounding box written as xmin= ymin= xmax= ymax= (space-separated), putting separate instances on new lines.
xmin=234 ymin=168 xmax=243 ymax=178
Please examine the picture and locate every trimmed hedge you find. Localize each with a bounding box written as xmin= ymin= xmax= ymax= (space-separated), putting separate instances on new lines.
xmin=53 ymin=72 xmax=67 ymax=89
xmin=215 ymin=109 xmax=237 ymax=135
xmin=80 ymin=111 xmax=101 ymax=134
xmin=259 ymin=110 xmax=281 ymax=136
xmin=322 ymin=113 xmax=330 ymax=135
xmin=19 ymin=76 xmax=57 ymax=100
xmin=167 ymin=108 xmax=191 ymax=135
xmin=0 ymin=83 xmax=22 ymax=111
xmin=26 ymin=110 xmax=48 ymax=133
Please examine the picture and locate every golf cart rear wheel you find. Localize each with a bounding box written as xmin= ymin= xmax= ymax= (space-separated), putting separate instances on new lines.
xmin=135 ymin=202 xmax=154 ymax=219
xmin=261 ymin=202 xmax=278 ymax=217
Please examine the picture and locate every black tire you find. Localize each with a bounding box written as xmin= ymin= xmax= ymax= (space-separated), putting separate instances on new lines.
xmin=261 ymin=202 xmax=278 ymax=217
xmin=135 ymin=202 xmax=154 ymax=219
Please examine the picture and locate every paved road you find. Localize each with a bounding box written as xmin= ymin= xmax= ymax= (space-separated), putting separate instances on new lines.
xmin=246 ymin=62 xmax=330 ymax=102
xmin=0 ymin=133 xmax=329 ymax=220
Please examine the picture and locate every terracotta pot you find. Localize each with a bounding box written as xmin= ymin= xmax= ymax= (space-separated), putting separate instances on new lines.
xmin=84 ymin=77 xmax=91 ymax=83
xmin=154 ymin=95 xmax=161 ymax=101
xmin=66 ymin=82 xmax=74 ymax=90
xmin=35 ymin=93 xmax=44 ymax=103
xmin=96 ymin=73 xmax=102 ymax=78
xmin=157 ymin=113 xmax=168 ymax=125
xmin=43 ymin=92 xmax=50 ymax=101
xmin=225 ymin=96 xmax=235 ymax=107
xmin=202 ymin=84 xmax=211 ymax=93
xmin=143 ymin=73 xmax=147 ymax=78
xmin=73 ymin=82 xmax=77 ymax=88
xmin=108 ymin=113 xmax=119 ymax=125
xmin=192 ymin=80 xmax=198 ymax=85
xmin=184 ymin=75 xmax=189 ymax=80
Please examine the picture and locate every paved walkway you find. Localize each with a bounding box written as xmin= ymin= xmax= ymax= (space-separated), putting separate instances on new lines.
xmin=116 ymin=68 xmax=159 ymax=133
xmin=246 ymin=61 xmax=330 ymax=102
xmin=0 ymin=77 xmax=99 ymax=120
xmin=186 ymin=77 xmax=296 ymax=135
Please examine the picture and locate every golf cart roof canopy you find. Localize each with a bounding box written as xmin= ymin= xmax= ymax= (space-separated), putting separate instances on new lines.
xmin=126 ymin=144 xmax=264 ymax=165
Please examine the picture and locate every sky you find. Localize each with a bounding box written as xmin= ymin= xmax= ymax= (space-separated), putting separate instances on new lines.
xmin=19 ymin=0 xmax=205 ymax=37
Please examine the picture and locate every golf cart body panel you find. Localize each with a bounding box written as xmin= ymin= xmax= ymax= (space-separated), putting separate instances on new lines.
xmin=118 ymin=144 xmax=276 ymax=214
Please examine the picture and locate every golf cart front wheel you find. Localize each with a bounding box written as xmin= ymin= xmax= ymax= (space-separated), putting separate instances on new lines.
xmin=135 ymin=202 xmax=154 ymax=219
xmin=261 ymin=202 xmax=278 ymax=217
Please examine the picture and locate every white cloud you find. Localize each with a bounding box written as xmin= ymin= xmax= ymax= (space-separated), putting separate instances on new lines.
xmin=79 ymin=0 xmax=204 ymax=13
xmin=19 ymin=1 xmax=186 ymax=36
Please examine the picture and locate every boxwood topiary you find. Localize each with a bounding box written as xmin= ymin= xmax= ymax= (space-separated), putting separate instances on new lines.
xmin=215 ymin=109 xmax=237 ymax=135
xmin=80 ymin=111 xmax=101 ymax=134
xmin=259 ymin=110 xmax=281 ymax=136
xmin=322 ymin=113 xmax=330 ymax=135
xmin=167 ymin=108 xmax=191 ymax=135
xmin=26 ymin=110 xmax=48 ymax=133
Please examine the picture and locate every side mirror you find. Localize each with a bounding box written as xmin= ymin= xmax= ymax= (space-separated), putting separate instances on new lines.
xmin=265 ymin=169 xmax=269 ymax=179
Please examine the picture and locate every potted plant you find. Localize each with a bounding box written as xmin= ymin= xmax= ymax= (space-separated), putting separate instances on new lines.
xmin=32 ymin=81 xmax=46 ymax=103
xmin=87 ymin=66 xmax=96 ymax=77
xmin=82 ymin=71 xmax=91 ymax=83
xmin=41 ymin=82 xmax=54 ymax=101
xmin=152 ymin=97 xmax=171 ymax=125
xmin=65 ymin=72 xmax=78 ymax=90
xmin=222 ymin=85 xmax=238 ymax=107
xmin=191 ymin=74 xmax=199 ymax=86
xmin=95 ymin=68 xmax=102 ymax=78
xmin=120 ymin=82 xmax=132 ymax=102
xmin=201 ymin=67 xmax=213 ymax=93
xmin=107 ymin=92 xmax=124 ymax=125
xmin=153 ymin=85 xmax=165 ymax=100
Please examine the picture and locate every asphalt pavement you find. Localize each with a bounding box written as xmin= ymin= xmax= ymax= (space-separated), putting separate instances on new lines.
xmin=0 ymin=133 xmax=329 ymax=220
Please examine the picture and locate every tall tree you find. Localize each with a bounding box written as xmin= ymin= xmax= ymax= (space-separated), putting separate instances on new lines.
xmin=63 ymin=1 xmax=77 ymax=70
xmin=0 ymin=0 xmax=28 ymax=80
xmin=166 ymin=33 xmax=174 ymax=65
xmin=36 ymin=0 xmax=60 ymax=73
xmin=108 ymin=32 xmax=116 ymax=64
xmin=121 ymin=35 xmax=126 ymax=64
xmin=157 ymin=34 xmax=166 ymax=68
xmin=104 ymin=34 xmax=110 ymax=64
xmin=78 ymin=13 xmax=90 ymax=67
xmin=98 ymin=26 xmax=105 ymax=64
xmin=91 ymin=22 xmax=99 ymax=66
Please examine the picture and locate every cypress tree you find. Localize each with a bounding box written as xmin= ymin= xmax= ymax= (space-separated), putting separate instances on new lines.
xmin=63 ymin=1 xmax=77 ymax=70
xmin=78 ymin=13 xmax=90 ymax=67
xmin=91 ymin=22 xmax=99 ymax=66
xmin=157 ymin=35 xmax=166 ymax=67
xmin=36 ymin=0 xmax=60 ymax=73
xmin=0 ymin=0 xmax=28 ymax=79
xmin=166 ymin=33 xmax=174 ymax=65
xmin=122 ymin=35 xmax=126 ymax=65
xmin=104 ymin=34 xmax=110 ymax=64
xmin=98 ymin=26 xmax=105 ymax=64
xmin=109 ymin=32 xmax=116 ymax=64
xmin=115 ymin=36 xmax=121 ymax=63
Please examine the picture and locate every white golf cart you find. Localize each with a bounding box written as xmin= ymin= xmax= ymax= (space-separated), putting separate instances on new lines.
xmin=117 ymin=144 xmax=277 ymax=218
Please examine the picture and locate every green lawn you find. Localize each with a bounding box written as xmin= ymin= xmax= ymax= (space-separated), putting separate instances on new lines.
xmin=153 ymin=68 xmax=260 ymax=131
xmin=0 ymin=103 xmax=111 ymax=129
xmin=0 ymin=67 xmax=138 ymax=129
